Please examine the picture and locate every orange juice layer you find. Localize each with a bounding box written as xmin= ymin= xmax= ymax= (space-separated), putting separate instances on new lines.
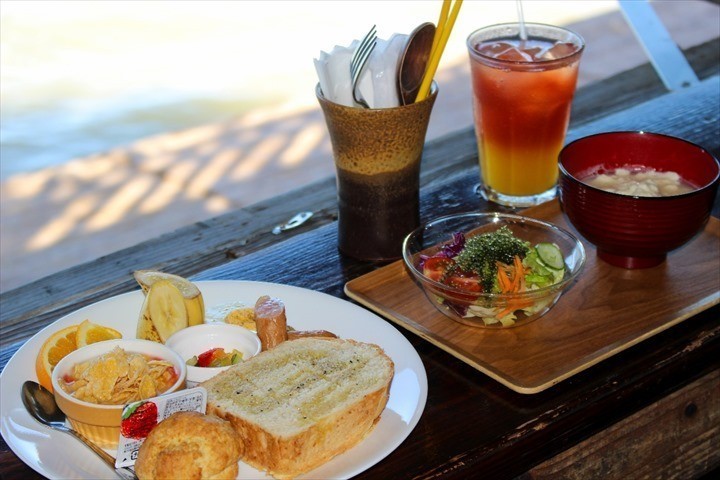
xmin=479 ymin=140 xmax=563 ymax=195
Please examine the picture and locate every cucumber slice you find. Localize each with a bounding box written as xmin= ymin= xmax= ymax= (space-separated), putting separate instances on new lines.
xmin=535 ymin=243 xmax=564 ymax=270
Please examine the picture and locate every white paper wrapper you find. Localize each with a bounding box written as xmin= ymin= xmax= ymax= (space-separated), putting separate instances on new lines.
xmin=314 ymin=32 xmax=408 ymax=108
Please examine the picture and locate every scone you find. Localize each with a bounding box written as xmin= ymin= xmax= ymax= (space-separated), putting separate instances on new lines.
xmin=135 ymin=411 xmax=242 ymax=480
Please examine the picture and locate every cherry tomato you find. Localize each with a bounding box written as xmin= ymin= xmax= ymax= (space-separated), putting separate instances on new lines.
xmin=446 ymin=274 xmax=482 ymax=293
xmin=422 ymin=257 xmax=455 ymax=282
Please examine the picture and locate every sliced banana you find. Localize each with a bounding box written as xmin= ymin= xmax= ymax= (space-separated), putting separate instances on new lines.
xmin=136 ymin=302 xmax=162 ymax=343
xmin=133 ymin=270 xmax=205 ymax=326
xmin=184 ymin=294 xmax=205 ymax=327
xmin=146 ymin=280 xmax=188 ymax=342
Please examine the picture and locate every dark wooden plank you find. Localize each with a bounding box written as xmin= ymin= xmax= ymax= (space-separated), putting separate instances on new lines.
xmin=524 ymin=371 xmax=720 ymax=479
xmin=569 ymin=37 xmax=720 ymax=126
xmin=567 ymin=75 xmax=720 ymax=143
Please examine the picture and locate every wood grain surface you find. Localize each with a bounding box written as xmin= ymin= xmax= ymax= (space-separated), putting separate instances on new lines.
xmin=346 ymin=201 xmax=720 ymax=393
xmin=523 ymin=370 xmax=720 ymax=479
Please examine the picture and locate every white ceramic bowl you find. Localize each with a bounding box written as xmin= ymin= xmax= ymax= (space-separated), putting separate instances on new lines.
xmin=165 ymin=323 xmax=261 ymax=387
xmin=51 ymin=339 xmax=186 ymax=449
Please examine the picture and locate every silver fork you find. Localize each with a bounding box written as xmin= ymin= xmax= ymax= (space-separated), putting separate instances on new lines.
xmin=350 ymin=25 xmax=377 ymax=108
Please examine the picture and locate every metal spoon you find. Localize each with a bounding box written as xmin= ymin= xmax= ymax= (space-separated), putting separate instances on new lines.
xmin=397 ymin=22 xmax=436 ymax=105
xmin=272 ymin=211 xmax=313 ymax=235
xmin=21 ymin=380 xmax=137 ymax=480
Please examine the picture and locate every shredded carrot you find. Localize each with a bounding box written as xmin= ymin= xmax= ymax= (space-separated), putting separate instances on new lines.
xmin=496 ymin=256 xmax=528 ymax=295
xmin=512 ymin=255 xmax=525 ymax=292
xmin=497 ymin=266 xmax=512 ymax=292
xmin=513 ymin=255 xmax=524 ymax=277
xmin=494 ymin=256 xmax=532 ymax=317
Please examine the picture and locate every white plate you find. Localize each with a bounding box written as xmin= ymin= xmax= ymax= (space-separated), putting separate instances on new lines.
xmin=0 ymin=280 xmax=427 ymax=479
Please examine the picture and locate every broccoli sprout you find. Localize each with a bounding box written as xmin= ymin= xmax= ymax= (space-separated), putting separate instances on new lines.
xmin=454 ymin=226 xmax=530 ymax=291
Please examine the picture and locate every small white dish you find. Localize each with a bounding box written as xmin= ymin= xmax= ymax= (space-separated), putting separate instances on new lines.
xmin=165 ymin=323 xmax=261 ymax=387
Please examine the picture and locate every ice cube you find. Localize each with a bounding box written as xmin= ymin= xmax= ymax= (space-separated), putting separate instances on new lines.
xmin=523 ymin=46 xmax=543 ymax=59
xmin=496 ymin=46 xmax=533 ymax=62
xmin=476 ymin=41 xmax=515 ymax=59
xmin=542 ymin=42 xmax=578 ymax=60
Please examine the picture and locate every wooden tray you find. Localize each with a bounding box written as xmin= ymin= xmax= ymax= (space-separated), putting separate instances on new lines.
xmin=345 ymin=201 xmax=720 ymax=394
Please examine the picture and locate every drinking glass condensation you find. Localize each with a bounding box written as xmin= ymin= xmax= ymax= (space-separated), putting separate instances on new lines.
xmin=316 ymin=84 xmax=437 ymax=262
xmin=467 ymin=23 xmax=584 ymax=207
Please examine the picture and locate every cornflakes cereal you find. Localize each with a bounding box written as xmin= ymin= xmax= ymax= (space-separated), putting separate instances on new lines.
xmin=60 ymin=346 xmax=177 ymax=405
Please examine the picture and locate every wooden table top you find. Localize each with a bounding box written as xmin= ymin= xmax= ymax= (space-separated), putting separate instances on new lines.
xmin=1 ymin=39 xmax=718 ymax=479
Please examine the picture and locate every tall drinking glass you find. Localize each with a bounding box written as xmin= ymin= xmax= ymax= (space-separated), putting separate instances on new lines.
xmin=316 ymin=84 xmax=437 ymax=262
xmin=467 ymin=23 xmax=584 ymax=207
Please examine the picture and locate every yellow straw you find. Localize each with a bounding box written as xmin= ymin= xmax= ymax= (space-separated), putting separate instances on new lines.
xmin=429 ymin=0 xmax=451 ymax=63
xmin=416 ymin=0 xmax=463 ymax=102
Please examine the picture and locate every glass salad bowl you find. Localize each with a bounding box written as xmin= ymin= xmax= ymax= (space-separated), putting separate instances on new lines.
xmin=402 ymin=212 xmax=586 ymax=328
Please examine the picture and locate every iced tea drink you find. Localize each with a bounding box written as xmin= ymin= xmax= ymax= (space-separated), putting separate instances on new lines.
xmin=467 ymin=23 xmax=584 ymax=207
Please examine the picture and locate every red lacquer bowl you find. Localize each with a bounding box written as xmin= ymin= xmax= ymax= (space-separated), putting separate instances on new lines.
xmin=558 ymin=131 xmax=719 ymax=269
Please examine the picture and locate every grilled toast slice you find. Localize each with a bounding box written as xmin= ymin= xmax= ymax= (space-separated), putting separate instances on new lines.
xmin=202 ymin=337 xmax=394 ymax=479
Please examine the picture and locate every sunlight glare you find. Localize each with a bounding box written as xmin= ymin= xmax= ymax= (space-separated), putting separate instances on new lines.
xmin=187 ymin=149 xmax=242 ymax=200
xmin=231 ymin=136 xmax=285 ymax=181
xmin=138 ymin=161 xmax=197 ymax=214
xmin=280 ymin=124 xmax=325 ymax=167
xmin=85 ymin=175 xmax=155 ymax=230
xmin=3 ymin=171 xmax=50 ymax=200
xmin=27 ymin=193 xmax=98 ymax=250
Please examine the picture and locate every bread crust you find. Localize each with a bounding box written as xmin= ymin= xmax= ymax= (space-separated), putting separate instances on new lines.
xmin=286 ymin=329 xmax=337 ymax=340
xmin=204 ymin=338 xmax=394 ymax=479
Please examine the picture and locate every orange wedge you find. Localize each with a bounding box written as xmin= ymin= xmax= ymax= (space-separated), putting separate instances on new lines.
xmin=76 ymin=319 xmax=122 ymax=348
xmin=35 ymin=325 xmax=78 ymax=392
xmin=35 ymin=321 xmax=123 ymax=391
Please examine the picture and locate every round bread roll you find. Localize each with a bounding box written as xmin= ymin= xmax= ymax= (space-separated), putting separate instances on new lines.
xmin=135 ymin=411 xmax=242 ymax=480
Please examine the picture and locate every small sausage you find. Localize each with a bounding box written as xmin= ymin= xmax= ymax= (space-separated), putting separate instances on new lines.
xmin=287 ymin=329 xmax=338 ymax=341
xmin=254 ymin=296 xmax=288 ymax=351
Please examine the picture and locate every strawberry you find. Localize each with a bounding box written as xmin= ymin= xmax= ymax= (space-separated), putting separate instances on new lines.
xmin=120 ymin=401 xmax=158 ymax=439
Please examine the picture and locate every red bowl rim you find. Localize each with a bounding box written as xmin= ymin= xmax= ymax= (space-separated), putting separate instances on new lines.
xmin=558 ymin=131 xmax=720 ymax=200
